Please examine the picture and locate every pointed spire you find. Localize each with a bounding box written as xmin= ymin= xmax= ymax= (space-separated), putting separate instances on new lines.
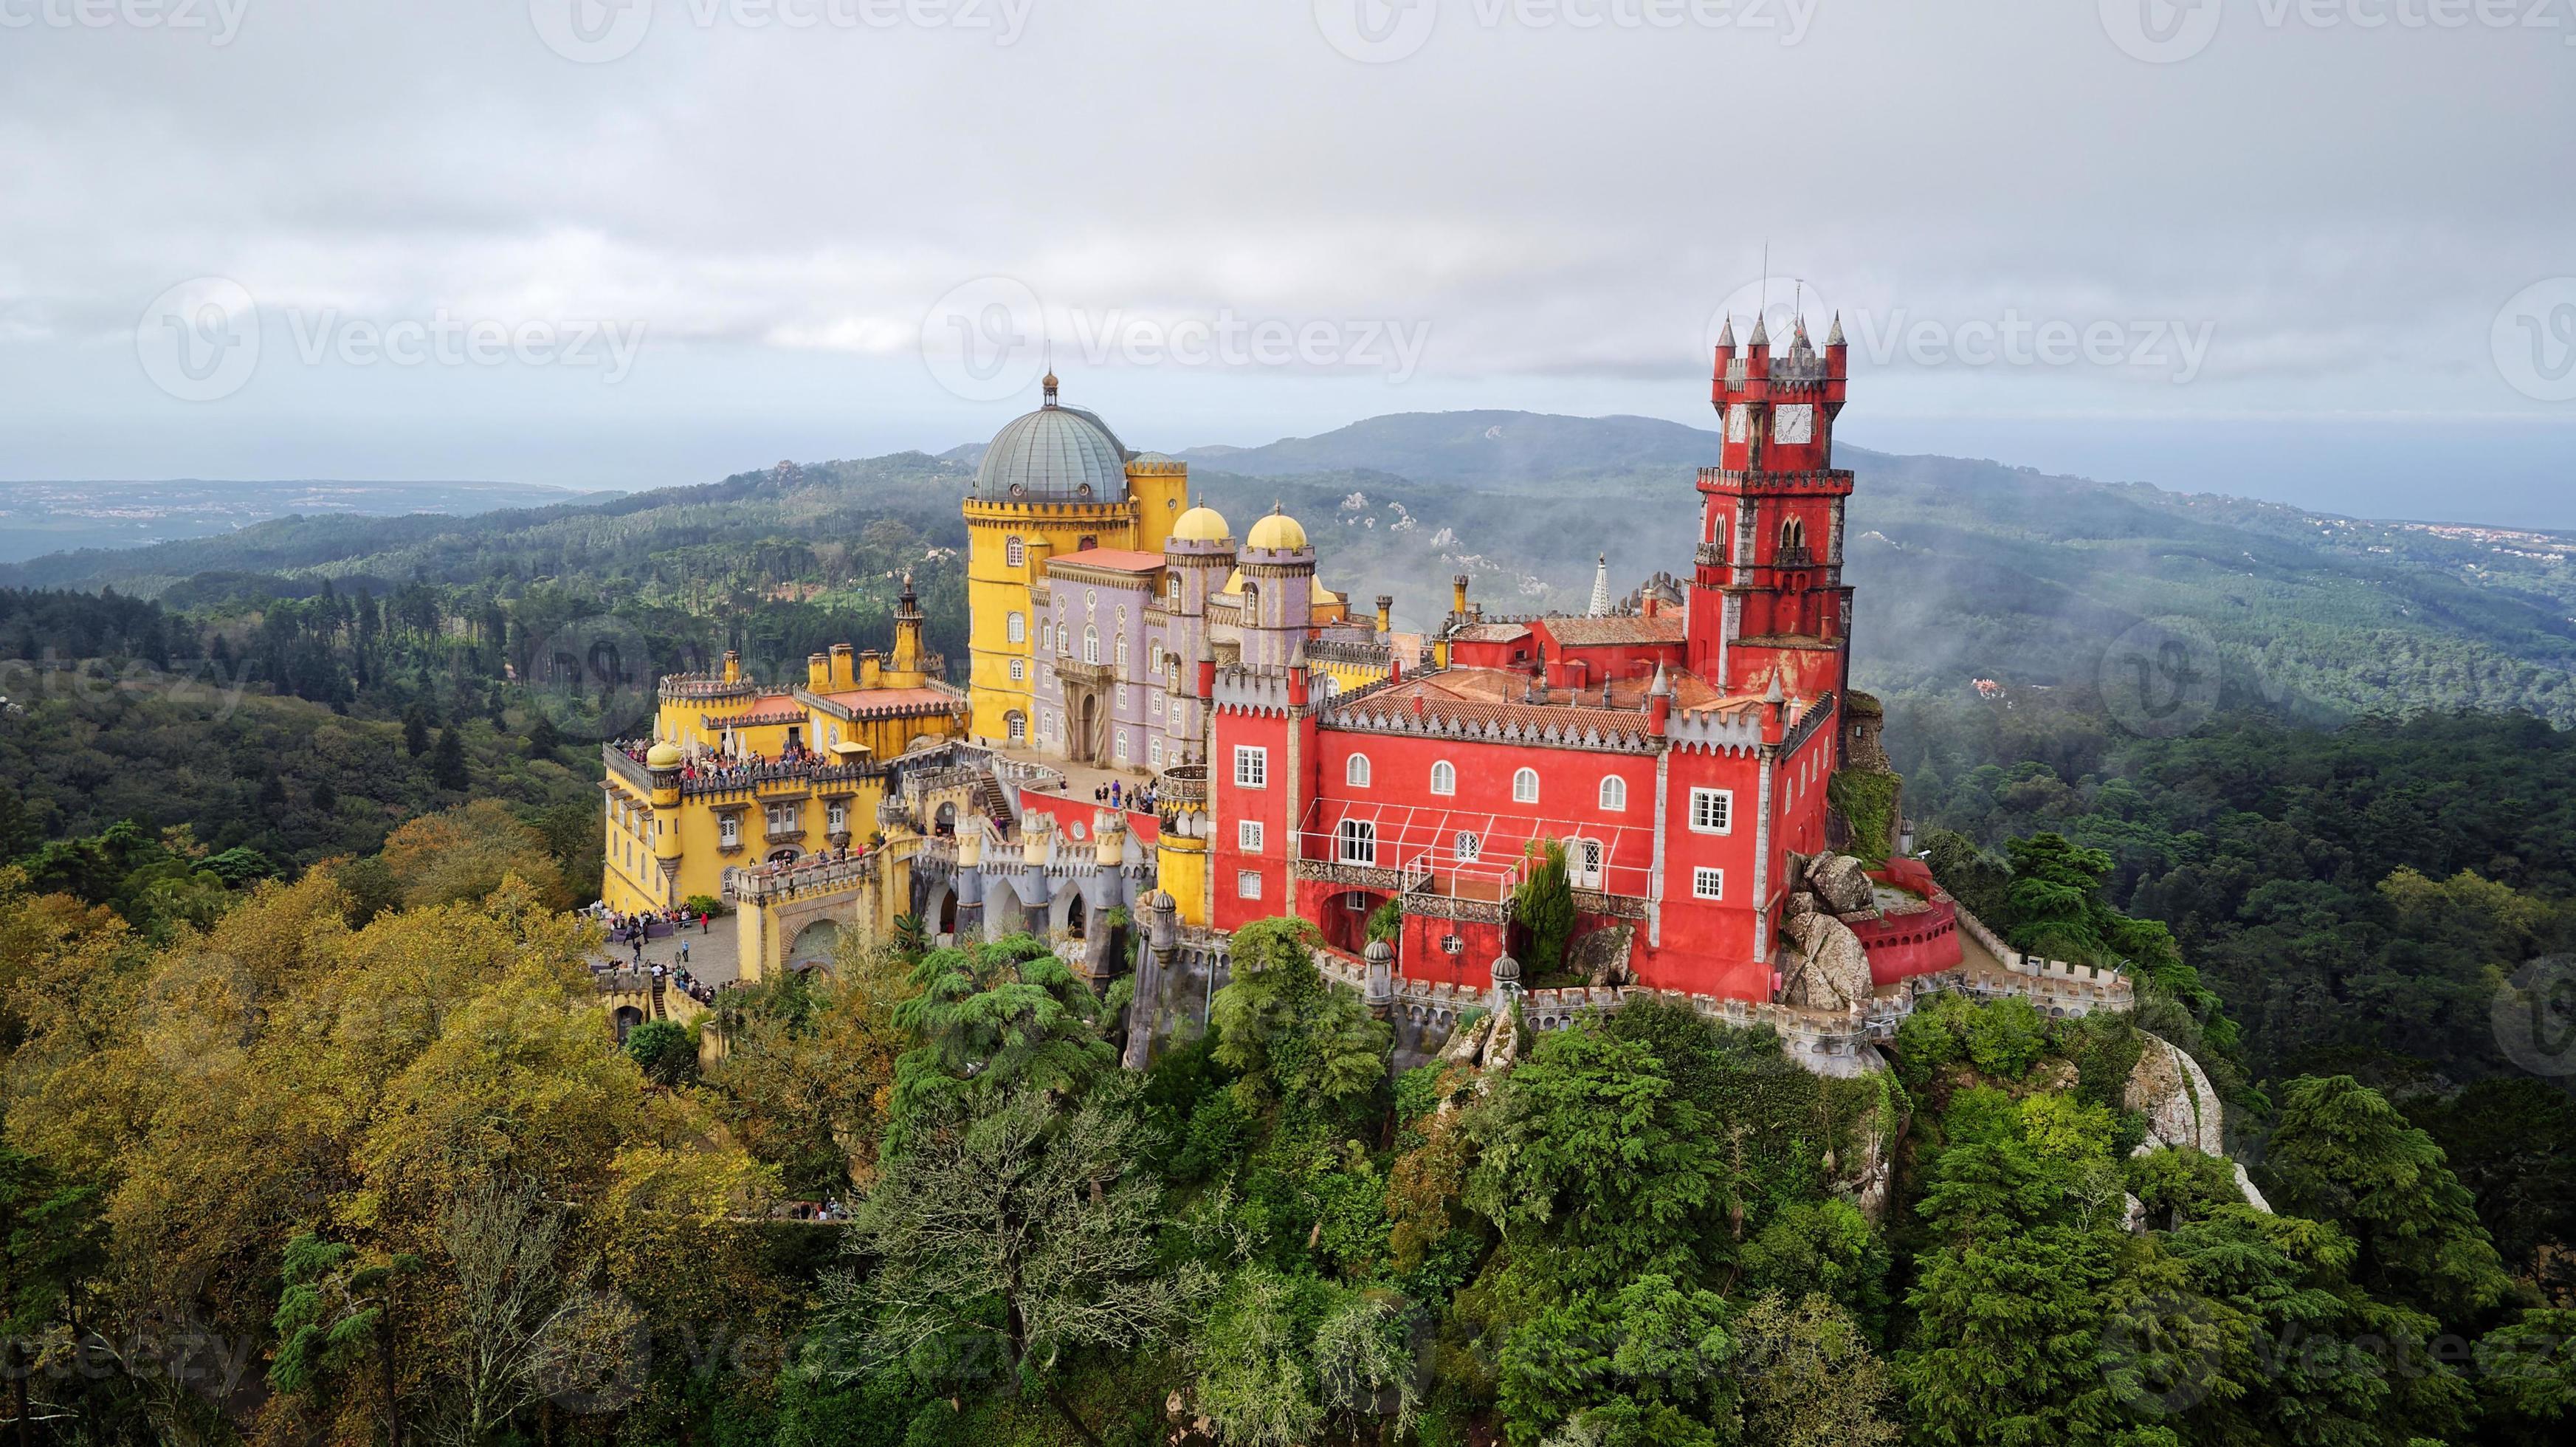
xmin=1764 ymin=671 xmax=1786 ymax=705
xmin=1826 ymin=311 xmax=1845 ymax=347
xmin=1716 ymin=315 xmax=1736 ymax=348
xmin=1748 ymin=312 xmax=1769 ymax=348
xmin=1794 ymin=314 xmax=1810 ymax=345
xmin=1648 ymin=662 xmax=1673 ymax=698
xmin=1588 ymin=554 xmax=1612 ymax=616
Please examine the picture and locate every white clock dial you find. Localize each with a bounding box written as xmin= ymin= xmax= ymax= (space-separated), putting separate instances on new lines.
xmin=1726 ymin=402 xmax=1750 ymax=443
xmin=1774 ymin=403 xmax=1815 ymax=444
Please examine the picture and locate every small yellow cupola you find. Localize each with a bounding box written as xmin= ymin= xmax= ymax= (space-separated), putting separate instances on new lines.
xmin=645 ymin=741 xmax=683 ymax=769
xmin=1171 ymin=501 xmax=1232 ymax=543
xmin=1244 ymin=503 xmax=1308 ymax=551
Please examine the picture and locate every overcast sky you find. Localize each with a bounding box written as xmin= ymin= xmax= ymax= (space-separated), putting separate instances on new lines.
xmin=2 ymin=0 xmax=2571 ymax=523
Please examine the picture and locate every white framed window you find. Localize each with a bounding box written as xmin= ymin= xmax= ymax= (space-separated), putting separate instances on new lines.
xmin=1009 ymin=658 xmax=1026 ymax=683
xmin=1166 ymin=576 xmax=1181 ymax=603
xmin=1442 ymin=934 xmax=1464 ymax=955
xmin=1007 ymin=611 xmax=1026 ymax=644
xmin=1233 ymin=746 xmax=1267 ymax=788
xmin=1599 ymin=775 xmax=1628 ymax=811
xmin=1055 ymin=625 xmax=1068 ymax=653
xmin=1573 ymin=837 xmax=1605 ymax=889
xmin=1692 ymin=867 xmax=1726 ymax=901
xmin=1006 ymin=535 xmax=1025 ymax=568
xmin=1690 ymin=788 xmax=1733 ymax=834
xmin=1237 ymin=870 xmax=1263 ymax=900
xmin=1151 ymin=690 xmax=1164 ymax=716
xmin=1084 ymin=626 xmax=1100 ymax=664
xmin=720 ymin=816 xmax=739 ymax=847
xmin=1115 ymin=729 xmax=1130 ymax=764
xmin=1346 ymin=753 xmax=1372 ymax=788
xmin=1117 ymin=636 xmax=1129 ymax=672
xmin=1149 ymin=737 xmax=1165 ymax=767
xmin=1337 ymin=818 xmax=1377 ymax=867
xmin=1006 ymin=710 xmax=1028 ymax=743
xmin=1430 ymin=760 xmax=1456 ymax=796
xmin=1239 ymin=819 xmax=1264 ymax=852
xmin=1512 ymin=768 xmax=1540 ymax=804
xmin=1454 ymin=831 xmax=1481 ymax=862
xmin=827 ymin=802 xmax=847 ymax=832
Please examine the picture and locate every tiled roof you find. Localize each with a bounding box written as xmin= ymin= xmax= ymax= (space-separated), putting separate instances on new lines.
xmin=1452 ymin=622 xmax=1532 ymax=643
xmin=810 ymin=686 xmax=964 ymax=716
xmin=1047 ymin=548 xmax=1165 ymax=575
xmin=1535 ymin=613 xmax=1687 ymax=647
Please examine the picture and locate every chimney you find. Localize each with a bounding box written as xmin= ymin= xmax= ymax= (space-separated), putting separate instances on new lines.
xmin=1375 ymin=594 xmax=1393 ymax=633
xmin=1287 ymin=667 xmax=1309 ymax=708
xmin=1642 ymin=594 xmax=1659 ymax=619
xmin=722 ymin=649 xmax=741 ymax=684
xmin=806 ymin=652 xmax=830 ymax=689
xmin=829 ymin=642 xmax=855 ymax=688
xmin=1450 ymin=574 xmax=1469 ymax=619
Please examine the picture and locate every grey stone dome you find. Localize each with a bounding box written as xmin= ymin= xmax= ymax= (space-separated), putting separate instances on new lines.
xmin=973 ymin=385 xmax=1132 ymax=502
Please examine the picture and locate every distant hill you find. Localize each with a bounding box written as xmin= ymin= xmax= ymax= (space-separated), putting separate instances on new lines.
xmin=1174 ymin=409 xmax=1719 ymax=490
xmin=0 ymin=478 xmax=604 ymax=563
xmin=9 ymin=412 xmax=2574 ymax=726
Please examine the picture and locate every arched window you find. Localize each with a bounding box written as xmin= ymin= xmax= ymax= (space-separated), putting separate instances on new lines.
xmin=1512 ymin=768 xmax=1539 ymax=804
xmin=1430 ymin=760 xmax=1456 ymax=796
xmin=1346 ymin=754 xmax=1371 ymax=787
xmin=1006 ymin=611 xmax=1026 ymax=644
xmin=1078 ymin=535 xmax=1098 ymax=551
xmin=1005 ymin=535 xmax=1025 ymax=568
xmin=1005 ymin=711 xmax=1027 ymax=743
xmin=1083 ymin=627 xmax=1100 ymax=664
xmin=1599 ymin=775 xmax=1627 ymax=811
xmin=1115 ymin=635 xmax=1129 ymax=672
xmin=1166 ymin=576 xmax=1181 ymax=603
xmin=1780 ymin=518 xmax=1807 ymax=556
xmin=1055 ymin=625 xmax=1068 ymax=654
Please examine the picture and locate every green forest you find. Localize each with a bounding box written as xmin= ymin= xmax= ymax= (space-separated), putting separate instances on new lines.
xmin=0 ymin=438 xmax=2569 ymax=1443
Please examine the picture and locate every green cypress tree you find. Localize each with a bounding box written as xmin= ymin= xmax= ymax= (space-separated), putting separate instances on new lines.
xmin=431 ymin=726 xmax=469 ymax=791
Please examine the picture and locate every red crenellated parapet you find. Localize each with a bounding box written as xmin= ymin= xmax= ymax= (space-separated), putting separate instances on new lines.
xmin=1850 ymin=872 xmax=1963 ymax=985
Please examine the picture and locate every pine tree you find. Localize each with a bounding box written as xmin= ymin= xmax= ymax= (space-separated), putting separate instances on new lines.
xmin=1514 ymin=838 xmax=1577 ymax=980
xmin=431 ymin=726 xmax=469 ymax=791
xmin=402 ymin=703 xmax=432 ymax=758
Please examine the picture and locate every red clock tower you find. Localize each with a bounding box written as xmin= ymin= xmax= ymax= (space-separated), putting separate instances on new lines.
xmin=1687 ymin=312 xmax=1855 ymax=701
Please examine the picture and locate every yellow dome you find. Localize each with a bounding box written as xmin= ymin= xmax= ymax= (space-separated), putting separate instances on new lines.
xmin=645 ymin=741 xmax=683 ymax=769
xmin=1244 ymin=504 xmax=1308 ymax=551
xmin=1171 ymin=503 xmax=1231 ymax=543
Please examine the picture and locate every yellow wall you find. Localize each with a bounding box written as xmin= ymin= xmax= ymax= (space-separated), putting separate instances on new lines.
xmin=1127 ymin=458 xmax=1188 ymax=554
xmin=1155 ymin=834 xmax=1209 ymax=929
xmin=964 ymin=498 xmax=1136 ymax=740
xmin=600 ymin=771 xmax=893 ymax=915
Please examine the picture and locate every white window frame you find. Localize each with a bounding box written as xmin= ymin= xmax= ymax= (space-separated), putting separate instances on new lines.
xmin=1337 ymin=818 xmax=1377 ymax=867
xmin=1006 ymin=535 xmax=1025 ymax=568
xmin=1573 ymin=836 xmax=1605 ymax=889
xmin=1084 ymin=627 xmax=1100 ymax=664
xmin=1233 ymin=746 xmax=1267 ymax=788
xmin=1512 ymin=768 xmax=1540 ymax=804
xmin=1430 ymin=760 xmax=1456 ymax=796
xmin=1693 ymin=867 xmax=1726 ymax=901
xmin=1006 ymin=710 xmax=1028 ymax=743
xmin=1149 ymin=737 xmax=1165 ymax=767
xmin=1239 ymin=819 xmax=1264 ymax=852
xmin=1346 ymin=753 xmax=1372 ymax=788
xmin=1599 ymin=775 xmax=1628 ymax=812
xmin=1454 ymin=830 xmax=1481 ymax=862
xmin=719 ymin=816 xmax=739 ymax=847
xmin=1115 ymin=729 xmax=1130 ymax=764
xmin=1237 ymin=870 xmax=1262 ymax=901
xmin=827 ymin=802 xmax=847 ymax=832
xmin=1006 ymin=611 xmax=1026 ymax=644
xmin=1690 ymin=788 xmax=1734 ymax=834
xmin=1009 ymin=658 xmax=1025 ymax=682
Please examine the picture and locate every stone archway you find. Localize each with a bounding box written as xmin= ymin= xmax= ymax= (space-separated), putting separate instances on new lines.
xmin=1078 ymin=694 xmax=1100 ymax=764
xmin=611 ymin=1005 xmax=645 ymax=1043
xmin=789 ymin=919 xmax=841 ymax=971
xmin=934 ymin=802 xmax=957 ymax=836
xmin=1323 ymin=889 xmax=1388 ymax=959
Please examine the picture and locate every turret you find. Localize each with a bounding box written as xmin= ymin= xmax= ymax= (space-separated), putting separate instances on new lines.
xmin=890 ymin=574 xmax=927 ymax=679
xmin=1375 ymin=594 xmax=1393 ymax=634
xmin=1647 ymin=664 xmax=1673 ymax=736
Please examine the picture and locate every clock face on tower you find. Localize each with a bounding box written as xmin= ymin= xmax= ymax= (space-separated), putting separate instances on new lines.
xmin=1726 ymin=402 xmax=1751 ymax=443
xmin=1774 ymin=403 xmax=1815 ymax=444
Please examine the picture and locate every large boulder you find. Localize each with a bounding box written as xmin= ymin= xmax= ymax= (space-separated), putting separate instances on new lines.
xmin=1808 ymin=853 xmax=1878 ymax=916
xmin=1568 ymin=924 xmax=1635 ymax=987
xmin=1781 ymin=910 xmax=1873 ymax=1011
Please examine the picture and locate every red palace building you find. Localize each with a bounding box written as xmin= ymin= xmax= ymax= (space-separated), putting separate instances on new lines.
xmin=1194 ymin=312 xmax=1961 ymax=1002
